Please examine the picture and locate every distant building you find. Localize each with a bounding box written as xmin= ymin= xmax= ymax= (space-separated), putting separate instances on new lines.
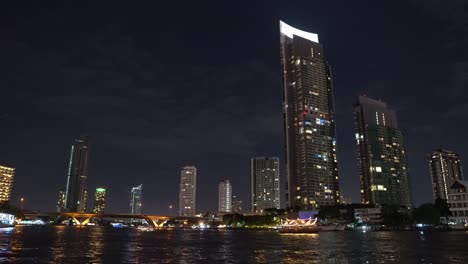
xmin=93 ymin=188 xmax=107 ymax=214
xmin=354 ymin=207 xmax=383 ymax=224
xmin=218 ymin=180 xmax=232 ymax=213
xmin=56 ymin=188 xmax=66 ymax=212
xmin=232 ymin=195 xmax=243 ymax=213
xmin=64 ymin=136 xmax=90 ymax=212
xmin=251 ymin=157 xmax=280 ymax=213
xmin=129 ymin=184 xmax=142 ymax=215
xmin=353 ymin=96 xmax=412 ymax=207
xmin=280 ymin=20 xmax=340 ymax=209
xmin=179 ymin=166 xmax=197 ymax=216
xmin=429 ymin=149 xmax=464 ymax=201
xmin=447 ymin=180 xmax=468 ymax=224
xmin=340 ymin=195 xmax=352 ymax=205
xmin=0 ymin=165 xmax=15 ymax=202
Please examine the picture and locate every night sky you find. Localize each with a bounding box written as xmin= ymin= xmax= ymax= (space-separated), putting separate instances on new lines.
xmin=1 ymin=1 xmax=465 ymax=214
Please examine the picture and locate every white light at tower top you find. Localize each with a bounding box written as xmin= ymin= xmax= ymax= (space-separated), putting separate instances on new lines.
xmin=280 ymin=20 xmax=319 ymax=43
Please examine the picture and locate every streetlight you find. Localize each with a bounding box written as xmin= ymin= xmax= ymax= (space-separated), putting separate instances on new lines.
xmin=169 ymin=204 xmax=173 ymax=216
xmin=20 ymin=197 xmax=24 ymax=211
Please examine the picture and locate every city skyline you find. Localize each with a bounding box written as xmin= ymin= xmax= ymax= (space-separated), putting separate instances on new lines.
xmin=1 ymin=1 xmax=465 ymax=214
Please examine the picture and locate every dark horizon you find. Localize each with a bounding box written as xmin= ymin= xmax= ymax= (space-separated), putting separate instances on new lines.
xmin=1 ymin=0 xmax=465 ymax=214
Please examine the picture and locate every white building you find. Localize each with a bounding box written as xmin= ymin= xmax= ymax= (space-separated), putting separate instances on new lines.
xmin=179 ymin=166 xmax=197 ymax=216
xmin=354 ymin=207 xmax=383 ymax=224
xmin=218 ymin=180 xmax=232 ymax=213
xmin=448 ymin=180 xmax=468 ymax=224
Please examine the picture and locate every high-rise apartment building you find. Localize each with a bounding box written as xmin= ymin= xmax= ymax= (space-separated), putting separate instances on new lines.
xmin=280 ymin=21 xmax=340 ymax=209
xmin=232 ymin=195 xmax=243 ymax=213
xmin=179 ymin=166 xmax=197 ymax=216
xmin=251 ymin=157 xmax=280 ymax=213
xmin=429 ymin=149 xmax=463 ymax=200
xmin=93 ymin=188 xmax=107 ymax=214
xmin=64 ymin=135 xmax=90 ymax=212
xmin=0 ymin=165 xmax=15 ymax=202
xmin=56 ymin=188 xmax=66 ymax=212
xmin=353 ymin=96 xmax=412 ymax=207
xmin=129 ymin=184 xmax=142 ymax=215
xmin=218 ymin=180 xmax=232 ymax=213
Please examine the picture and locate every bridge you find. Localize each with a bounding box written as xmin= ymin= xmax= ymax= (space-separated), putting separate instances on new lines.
xmin=23 ymin=212 xmax=210 ymax=228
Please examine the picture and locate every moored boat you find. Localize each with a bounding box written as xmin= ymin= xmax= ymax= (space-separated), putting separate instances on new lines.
xmin=279 ymin=217 xmax=318 ymax=233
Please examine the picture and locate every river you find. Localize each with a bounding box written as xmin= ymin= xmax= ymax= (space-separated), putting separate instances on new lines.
xmin=0 ymin=226 xmax=467 ymax=263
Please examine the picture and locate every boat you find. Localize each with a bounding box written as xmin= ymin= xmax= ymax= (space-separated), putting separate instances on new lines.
xmin=279 ymin=217 xmax=318 ymax=233
xmin=0 ymin=213 xmax=15 ymax=228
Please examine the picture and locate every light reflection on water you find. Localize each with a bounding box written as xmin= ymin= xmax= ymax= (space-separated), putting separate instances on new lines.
xmin=0 ymin=226 xmax=467 ymax=263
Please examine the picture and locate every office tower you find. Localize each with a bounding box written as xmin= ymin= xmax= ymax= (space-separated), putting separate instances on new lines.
xmin=56 ymin=188 xmax=66 ymax=212
xmin=64 ymin=135 xmax=90 ymax=212
xmin=353 ymin=96 xmax=412 ymax=207
xmin=280 ymin=21 xmax=340 ymax=209
xmin=129 ymin=184 xmax=142 ymax=215
xmin=93 ymin=188 xmax=107 ymax=214
xmin=179 ymin=166 xmax=197 ymax=216
xmin=218 ymin=180 xmax=232 ymax=213
xmin=251 ymin=157 xmax=280 ymax=213
xmin=0 ymin=165 xmax=15 ymax=202
xmin=232 ymin=195 xmax=243 ymax=213
xmin=82 ymin=190 xmax=88 ymax=212
xmin=429 ymin=149 xmax=463 ymax=200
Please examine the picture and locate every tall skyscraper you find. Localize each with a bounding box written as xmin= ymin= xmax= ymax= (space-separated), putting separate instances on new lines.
xmin=353 ymin=96 xmax=412 ymax=207
xmin=93 ymin=188 xmax=107 ymax=214
xmin=218 ymin=180 xmax=232 ymax=213
xmin=429 ymin=149 xmax=463 ymax=200
xmin=64 ymin=135 xmax=90 ymax=212
xmin=0 ymin=165 xmax=15 ymax=202
xmin=179 ymin=166 xmax=197 ymax=216
xmin=280 ymin=21 xmax=340 ymax=209
xmin=251 ymin=157 xmax=280 ymax=213
xmin=129 ymin=184 xmax=142 ymax=215
xmin=56 ymin=188 xmax=66 ymax=212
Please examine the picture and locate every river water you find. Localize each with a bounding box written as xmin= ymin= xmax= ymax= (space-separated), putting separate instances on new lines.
xmin=0 ymin=226 xmax=467 ymax=263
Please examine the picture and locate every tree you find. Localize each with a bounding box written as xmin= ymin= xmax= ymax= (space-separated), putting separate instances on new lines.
xmin=414 ymin=204 xmax=440 ymax=225
xmin=434 ymin=198 xmax=450 ymax=217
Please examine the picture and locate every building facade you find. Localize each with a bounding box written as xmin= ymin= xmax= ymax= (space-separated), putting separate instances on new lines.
xmin=129 ymin=184 xmax=142 ymax=215
xmin=56 ymin=188 xmax=66 ymax=212
xmin=251 ymin=157 xmax=280 ymax=213
xmin=353 ymin=96 xmax=412 ymax=207
xmin=447 ymin=180 xmax=468 ymax=224
xmin=93 ymin=188 xmax=106 ymax=214
xmin=0 ymin=165 xmax=15 ymax=202
xmin=232 ymin=195 xmax=243 ymax=213
xmin=280 ymin=21 xmax=340 ymax=209
xmin=179 ymin=166 xmax=197 ymax=216
xmin=64 ymin=136 xmax=90 ymax=212
xmin=218 ymin=180 xmax=232 ymax=213
xmin=429 ymin=149 xmax=463 ymax=201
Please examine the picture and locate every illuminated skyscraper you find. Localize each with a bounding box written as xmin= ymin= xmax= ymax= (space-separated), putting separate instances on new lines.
xmin=64 ymin=135 xmax=90 ymax=212
xmin=179 ymin=166 xmax=197 ymax=216
xmin=218 ymin=180 xmax=232 ymax=213
xmin=129 ymin=184 xmax=142 ymax=215
xmin=93 ymin=188 xmax=106 ymax=214
xmin=0 ymin=165 xmax=15 ymax=202
xmin=354 ymin=96 xmax=412 ymax=207
xmin=56 ymin=188 xmax=66 ymax=212
xmin=251 ymin=157 xmax=280 ymax=213
xmin=280 ymin=21 xmax=340 ymax=209
xmin=429 ymin=149 xmax=463 ymax=200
